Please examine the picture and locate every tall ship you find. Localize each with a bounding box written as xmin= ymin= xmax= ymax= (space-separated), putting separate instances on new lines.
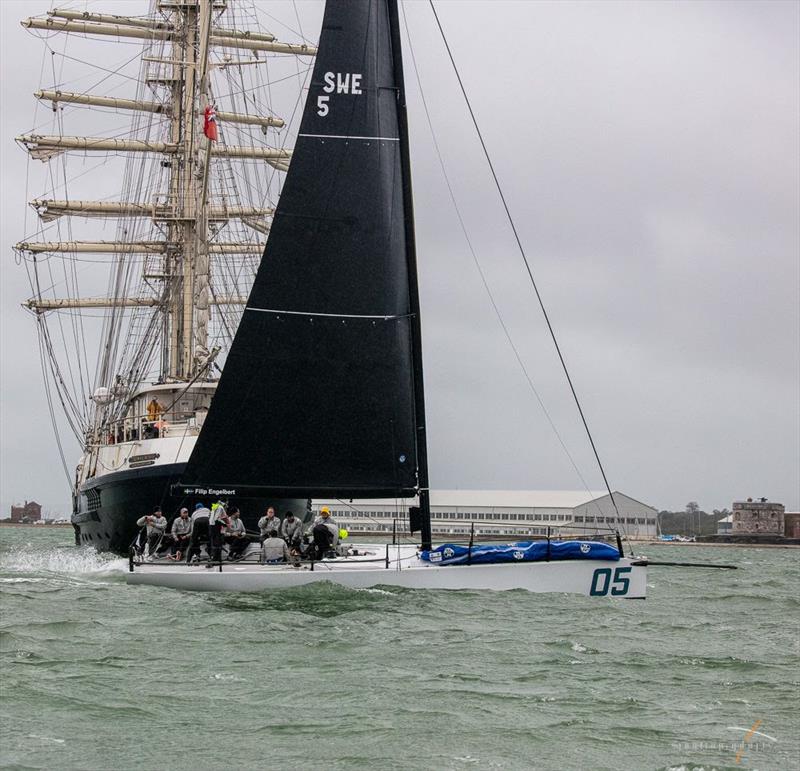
xmin=15 ymin=1 xmax=317 ymax=552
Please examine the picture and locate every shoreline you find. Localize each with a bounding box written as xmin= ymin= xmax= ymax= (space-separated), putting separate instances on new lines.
xmin=0 ymin=521 xmax=71 ymax=528
xmin=642 ymin=539 xmax=799 ymax=549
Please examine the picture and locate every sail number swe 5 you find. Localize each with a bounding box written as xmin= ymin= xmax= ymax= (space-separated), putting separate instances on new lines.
xmin=317 ymin=71 xmax=363 ymax=117
xmin=590 ymin=566 xmax=632 ymax=596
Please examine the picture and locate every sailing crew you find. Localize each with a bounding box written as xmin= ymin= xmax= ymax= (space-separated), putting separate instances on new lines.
xmin=311 ymin=506 xmax=337 ymax=528
xmin=257 ymin=506 xmax=281 ymax=543
xmin=224 ymin=507 xmax=249 ymax=561
xmin=207 ymin=501 xmax=229 ymax=566
xmin=185 ymin=502 xmax=211 ymax=564
xmin=261 ymin=529 xmax=290 ymax=564
xmin=135 ymin=507 xmax=167 ymax=556
xmin=280 ymin=511 xmax=303 ymax=550
xmin=168 ymin=508 xmax=192 ymax=561
xmin=310 ymin=507 xmax=338 ymax=560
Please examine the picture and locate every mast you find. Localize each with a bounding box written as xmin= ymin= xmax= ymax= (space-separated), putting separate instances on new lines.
xmin=168 ymin=0 xmax=199 ymax=381
xmin=387 ymin=0 xmax=432 ymax=549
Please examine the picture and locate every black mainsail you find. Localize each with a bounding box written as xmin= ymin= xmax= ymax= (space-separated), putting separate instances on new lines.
xmin=181 ymin=0 xmax=430 ymax=531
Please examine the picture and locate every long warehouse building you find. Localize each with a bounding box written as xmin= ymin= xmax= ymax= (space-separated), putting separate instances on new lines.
xmin=312 ymin=490 xmax=659 ymax=539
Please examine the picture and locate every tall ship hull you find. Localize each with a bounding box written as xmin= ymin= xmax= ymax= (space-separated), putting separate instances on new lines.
xmin=75 ymin=463 xmax=307 ymax=553
xmin=70 ymin=382 xmax=309 ymax=553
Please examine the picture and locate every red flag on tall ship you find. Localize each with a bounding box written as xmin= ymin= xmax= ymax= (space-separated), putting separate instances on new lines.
xmin=203 ymin=105 xmax=218 ymax=142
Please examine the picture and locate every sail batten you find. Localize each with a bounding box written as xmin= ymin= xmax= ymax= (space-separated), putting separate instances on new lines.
xmin=182 ymin=0 xmax=422 ymax=498
xmin=245 ymin=306 xmax=411 ymax=320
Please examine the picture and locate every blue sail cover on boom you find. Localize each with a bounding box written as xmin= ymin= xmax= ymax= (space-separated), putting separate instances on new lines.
xmin=419 ymin=540 xmax=620 ymax=565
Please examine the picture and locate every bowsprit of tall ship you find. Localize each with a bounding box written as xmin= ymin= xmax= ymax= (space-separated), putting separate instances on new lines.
xmin=15 ymin=2 xmax=317 ymax=553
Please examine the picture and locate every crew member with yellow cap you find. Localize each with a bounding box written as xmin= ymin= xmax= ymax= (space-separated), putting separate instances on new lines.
xmin=309 ymin=506 xmax=338 ymax=559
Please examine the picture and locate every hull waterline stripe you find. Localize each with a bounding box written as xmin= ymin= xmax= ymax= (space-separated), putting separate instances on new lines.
xmin=245 ymin=306 xmax=410 ymax=320
xmin=299 ymin=133 xmax=400 ymax=141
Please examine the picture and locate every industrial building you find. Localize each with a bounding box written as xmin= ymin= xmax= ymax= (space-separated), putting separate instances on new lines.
xmin=313 ymin=490 xmax=658 ymax=539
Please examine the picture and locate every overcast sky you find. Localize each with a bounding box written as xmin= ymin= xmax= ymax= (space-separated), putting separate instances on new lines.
xmin=1 ymin=0 xmax=798 ymax=517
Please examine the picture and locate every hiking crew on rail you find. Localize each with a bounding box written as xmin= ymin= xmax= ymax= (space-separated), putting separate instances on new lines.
xmin=134 ymin=504 xmax=343 ymax=565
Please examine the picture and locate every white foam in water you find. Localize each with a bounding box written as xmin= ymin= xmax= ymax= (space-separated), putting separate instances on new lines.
xmin=27 ymin=734 xmax=66 ymax=745
xmin=211 ymin=673 xmax=246 ymax=682
xmin=355 ymin=587 xmax=395 ymax=596
xmin=0 ymin=544 xmax=127 ymax=576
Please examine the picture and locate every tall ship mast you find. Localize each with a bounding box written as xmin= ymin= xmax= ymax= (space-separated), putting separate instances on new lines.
xmin=16 ymin=1 xmax=317 ymax=551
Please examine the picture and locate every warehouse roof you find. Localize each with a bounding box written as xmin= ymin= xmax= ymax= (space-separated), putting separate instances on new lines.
xmin=317 ymin=490 xmax=618 ymax=509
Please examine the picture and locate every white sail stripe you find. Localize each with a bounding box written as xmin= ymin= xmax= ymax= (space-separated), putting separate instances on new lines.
xmin=246 ymin=306 xmax=409 ymax=320
xmin=299 ymin=133 xmax=400 ymax=141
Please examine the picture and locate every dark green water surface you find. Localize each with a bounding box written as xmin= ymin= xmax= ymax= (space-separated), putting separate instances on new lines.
xmin=1 ymin=526 xmax=797 ymax=770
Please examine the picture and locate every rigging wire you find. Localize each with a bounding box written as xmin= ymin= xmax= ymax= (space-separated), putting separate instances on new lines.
xmin=401 ymin=4 xmax=602 ymax=513
xmin=53 ymin=44 xmax=92 ymax=426
xmin=427 ymin=1 xmax=625 ymax=530
xmin=37 ymin=322 xmax=75 ymax=489
xmin=38 ymin=47 xmax=145 ymax=85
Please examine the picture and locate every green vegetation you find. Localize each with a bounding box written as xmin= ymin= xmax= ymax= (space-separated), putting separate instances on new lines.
xmin=658 ymin=502 xmax=730 ymax=537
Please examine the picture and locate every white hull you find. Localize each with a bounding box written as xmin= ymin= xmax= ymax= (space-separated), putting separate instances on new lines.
xmin=126 ymin=544 xmax=647 ymax=598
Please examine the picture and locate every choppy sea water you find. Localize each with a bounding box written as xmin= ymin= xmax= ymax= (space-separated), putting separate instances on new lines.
xmin=0 ymin=526 xmax=797 ymax=771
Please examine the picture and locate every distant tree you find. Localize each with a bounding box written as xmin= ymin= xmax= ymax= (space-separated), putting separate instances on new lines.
xmin=659 ymin=506 xmax=719 ymax=537
xmin=685 ymin=502 xmax=701 ymax=536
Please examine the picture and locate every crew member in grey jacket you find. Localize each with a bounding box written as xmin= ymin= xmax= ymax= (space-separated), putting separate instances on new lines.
xmin=224 ymin=508 xmax=249 ymax=561
xmin=168 ymin=508 xmax=192 ymax=560
xmin=261 ymin=530 xmax=290 ymax=564
xmin=309 ymin=507 xmax=338 ymax=559
xmin=136 ymin=507 xmax=167 ymax=555
xmin=280 ymin=511 xmax=303 ymax=550
xmin=257 ymin=507 xmax=281 ymax=543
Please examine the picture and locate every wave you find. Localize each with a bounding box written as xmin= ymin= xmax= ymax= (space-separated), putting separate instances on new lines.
xmin=0 ymin=543 xmax=127 ymax=577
